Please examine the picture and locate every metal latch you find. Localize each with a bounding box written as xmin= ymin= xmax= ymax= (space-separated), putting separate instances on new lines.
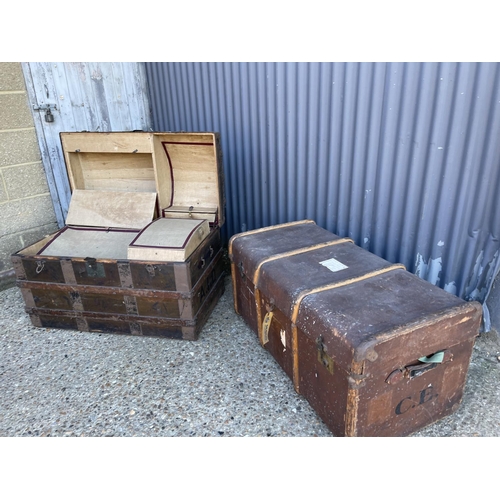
xmin=316 ymin=335 xmax=334 ymax=374
xmin=238 ymin=261 xmax=245 ymax=278
xmin=84 ymin=257 xmax=105 ymax=278
xmin=33 ymin=103 xmax=57 ymax=123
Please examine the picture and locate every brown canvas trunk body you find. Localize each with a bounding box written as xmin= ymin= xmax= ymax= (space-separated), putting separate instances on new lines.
xmin=229 ymin=220 xmax=483 ymax=436
xmin=12 ymin=131 xmax=226 ymax=340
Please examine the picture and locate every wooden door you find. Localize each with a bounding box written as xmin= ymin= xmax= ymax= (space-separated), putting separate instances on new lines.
xmin=22 ymin=62 xmax=153 ymax=227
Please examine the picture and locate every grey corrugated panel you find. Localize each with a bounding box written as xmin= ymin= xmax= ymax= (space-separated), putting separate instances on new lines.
xmin=145 ymin=62 xmax=500 ymax=326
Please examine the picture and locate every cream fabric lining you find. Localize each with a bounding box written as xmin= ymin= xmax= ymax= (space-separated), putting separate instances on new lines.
xmin=131 ymin=218 xmax=205 ymax=248
xmin=40 ymin=227 xmax=139 ymax=260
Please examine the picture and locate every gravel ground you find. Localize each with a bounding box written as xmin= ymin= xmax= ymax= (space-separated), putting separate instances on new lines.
xmin=1 ymin=274 xmax=499 ymax=437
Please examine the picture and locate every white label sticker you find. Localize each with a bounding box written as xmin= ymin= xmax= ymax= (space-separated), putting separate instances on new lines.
xmin=319 ymin=257 xmax=348 ymax=273
xmin=280 ymin=329 xmax=286 ymax=348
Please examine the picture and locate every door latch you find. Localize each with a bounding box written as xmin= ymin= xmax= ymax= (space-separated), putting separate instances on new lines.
xmin=33 ymin=103 xmax=57 ymax=123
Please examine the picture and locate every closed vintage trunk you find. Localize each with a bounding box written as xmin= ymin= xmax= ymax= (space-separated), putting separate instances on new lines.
xmin=229 ymin=220 xmax=483 ymax=436
xmin=12 ymin=131 xmax=226 ymax=340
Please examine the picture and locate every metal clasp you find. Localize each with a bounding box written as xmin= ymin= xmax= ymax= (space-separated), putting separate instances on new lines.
xmin=238 ymin=261 xmax=245 ymax=278
xmin=33 ymin=103 xmax=57 ymax=123
xmin=84 ymin=257 xmax=105 ymax=277
xmin=316 ymin=335 xmax=334 ymax=374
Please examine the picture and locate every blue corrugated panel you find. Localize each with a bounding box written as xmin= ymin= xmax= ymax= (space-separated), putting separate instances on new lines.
xmin=145 ymin=62 xmax=500 ymax=326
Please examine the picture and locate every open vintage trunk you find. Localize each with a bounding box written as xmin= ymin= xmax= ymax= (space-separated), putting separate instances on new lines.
xmin=12 ymin=132 xmax=226 ymax=340
xmin=229 ymin=220 xmax=483 ymax=436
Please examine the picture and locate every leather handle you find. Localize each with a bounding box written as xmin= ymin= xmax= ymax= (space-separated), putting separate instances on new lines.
xmin=386 ymin=350 xmax=452 ymax=385
xmin=261 ymin=311 xmax=273 ymax=346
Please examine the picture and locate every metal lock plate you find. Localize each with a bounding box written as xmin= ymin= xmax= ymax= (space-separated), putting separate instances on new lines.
xmin=84 ymin=258 xmax=105 ymax=278
xmin=316 ymin=335 xmax=334 ymax=374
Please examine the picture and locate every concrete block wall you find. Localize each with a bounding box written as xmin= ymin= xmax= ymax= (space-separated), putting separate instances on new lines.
xmin=0 ymin=62 xmax=58 ymax=290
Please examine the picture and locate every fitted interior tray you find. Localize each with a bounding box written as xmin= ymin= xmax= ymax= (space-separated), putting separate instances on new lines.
xmin=127 ymin=218 xmax=210 ymax=262
xmin=38 ymin=218 xmax=211 ymax=263
xmin=39 ymin=226 xmax=140 ymax=260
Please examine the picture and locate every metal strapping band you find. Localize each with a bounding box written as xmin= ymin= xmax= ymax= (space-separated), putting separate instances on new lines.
xmin=290 ymin=263 xmax=406 ymax=393
xmin=254 ymin=238 xmax=354 ymax=344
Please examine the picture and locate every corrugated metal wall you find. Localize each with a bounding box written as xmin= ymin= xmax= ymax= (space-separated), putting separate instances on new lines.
xmin=145 ymin=62 xmax=500 ymax=325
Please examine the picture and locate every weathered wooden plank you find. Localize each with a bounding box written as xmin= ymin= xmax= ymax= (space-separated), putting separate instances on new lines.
xmin=65 ymin=190 xmax=156 ymax=229
xmin=23 ymin=62 xmax=153 ymax=221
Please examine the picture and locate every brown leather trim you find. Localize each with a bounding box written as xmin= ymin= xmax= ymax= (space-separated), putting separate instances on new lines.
xmin=254 ymin=238 xmax=354 ymax=342
xmin=253 ymin=238 xmax=354 ymax=286
xmin=290 ymin=264 xmax=406 ymax=325
xmin=37 ymin=226 xmax=69 ymax=254
xmin=161 ymin=141 xmax=175 ymax=207
xmin=161 ymin=141 xmax=214 ymax=146
xmin=230 ymin=262 xmax=239 ymax=315
xmin=255 ymin=288 xmax=263 ymax=344
xmin=228 ymin=220 xmax=316 ymax=258
xmin=128 ymin=219 xmax=205 ymax=250
xmin=289 ymin=264 xmax=406 ymax=393
xmin=291 ymin=326 xmax=300 ymax=393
